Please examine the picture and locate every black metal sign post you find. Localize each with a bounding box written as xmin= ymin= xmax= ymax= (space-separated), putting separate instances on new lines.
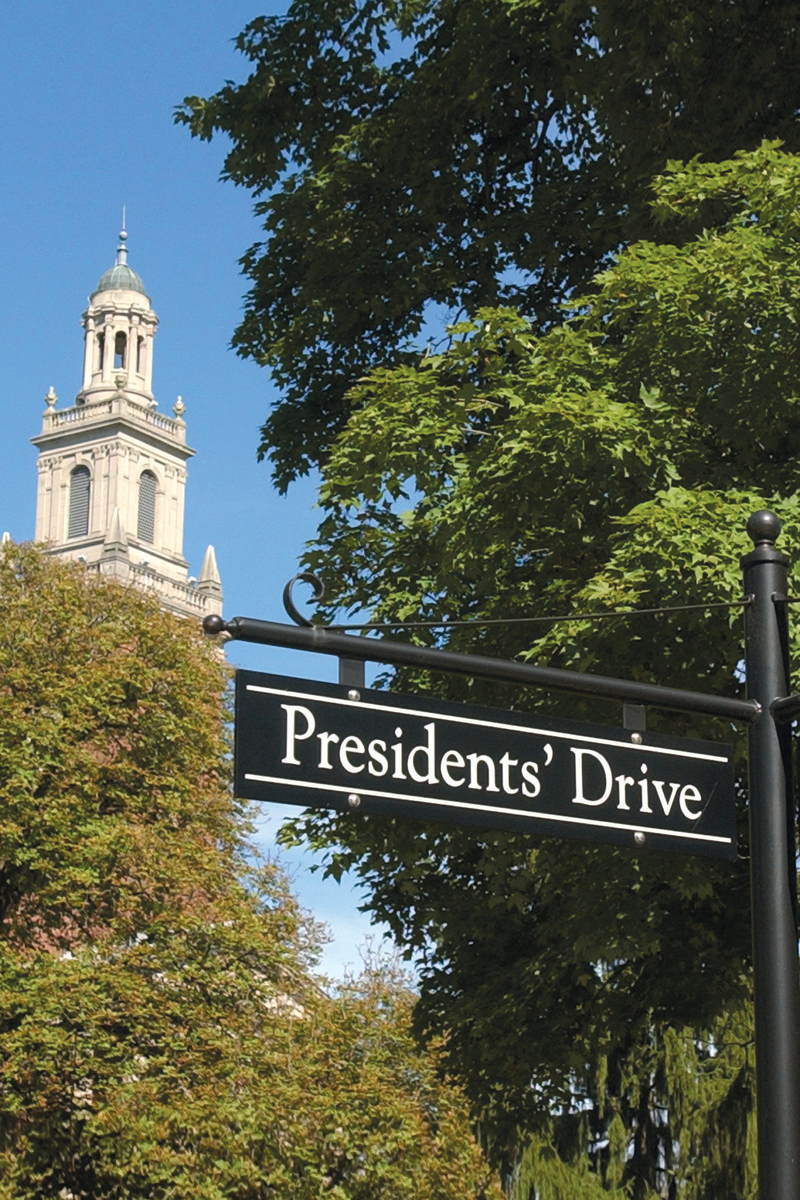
xmin=205 ymin=511 xmax=800 ymax=1199
xmin=742 ymin=512 xmax=800 ymax=1198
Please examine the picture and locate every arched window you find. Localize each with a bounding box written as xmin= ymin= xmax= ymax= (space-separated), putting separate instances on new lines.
xmin=137 ymin=470 xmax=157 ymax=543
xmin=114 ymin=332 xmax=126 ymax=369
xmin=97 ymin=333 xmax=105 ymax=372
xmin=68 ymin=466 xmax=91 ymax=539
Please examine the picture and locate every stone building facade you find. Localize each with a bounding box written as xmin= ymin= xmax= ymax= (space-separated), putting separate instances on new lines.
xmin=30 ymin=229 xmax=222 ymax=620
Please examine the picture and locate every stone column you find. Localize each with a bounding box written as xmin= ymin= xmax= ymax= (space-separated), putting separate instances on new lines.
xmin=144 ymin=326 xmax=155 ymax=394
xmin=81 ymin=317 xmax=94 ymax=390
xmin=101 ymin=318 xmax=114 ymax=384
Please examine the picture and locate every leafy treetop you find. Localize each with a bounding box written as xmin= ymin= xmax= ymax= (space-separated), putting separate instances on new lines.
xmin=0 ymin=545 xmax=501 ymax=1200
xmin=179 ymin=0 xmax=800 ymax=486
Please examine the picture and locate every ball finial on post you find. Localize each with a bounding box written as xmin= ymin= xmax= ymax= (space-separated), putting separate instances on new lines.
xmin=203 ymin=614 xmax=226 ymax=637
xmin=747 ymin=510 xmax=782 ymax=548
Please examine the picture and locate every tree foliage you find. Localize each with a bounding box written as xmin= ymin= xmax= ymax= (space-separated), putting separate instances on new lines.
xmin=178 ymin=0 xmax=800 ymax=487
xmin=267 ymin=144 xmax=800 ymax=1196
xmin=505 ymin=1009 xmax=756 ymax=1199
xmin=0 ymin=546 xmax=500 ymax=1200
xmin=181 ymin=2 xmax=800 ymax=1188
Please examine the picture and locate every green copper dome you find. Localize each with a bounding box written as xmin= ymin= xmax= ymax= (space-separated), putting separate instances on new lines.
xmin=94 ymin=229 xmax=148 ymax=296
xmin=95 ymin=262 xmax=147 ymax=295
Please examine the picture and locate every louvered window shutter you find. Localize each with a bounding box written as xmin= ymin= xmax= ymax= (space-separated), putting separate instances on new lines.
xmin=138 ymin=471 xmax=156 ymax=543
xmin=68 ymin=466 xmax=90 ymax=539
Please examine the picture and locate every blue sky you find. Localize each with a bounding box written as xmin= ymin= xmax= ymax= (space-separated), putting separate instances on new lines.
xmin=0 ymin=2 xmax=386 ymax=978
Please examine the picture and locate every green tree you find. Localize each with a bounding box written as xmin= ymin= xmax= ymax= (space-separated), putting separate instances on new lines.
xmin=265 ymin=143 xmax=800 ymax=1196
xmin=178 ymin=0 xmax=800 ymax=487
xmin=180 ymin=6 xmax=800 ymax=1187
xmin=0 ymin=544 xmax=501 ymax=1200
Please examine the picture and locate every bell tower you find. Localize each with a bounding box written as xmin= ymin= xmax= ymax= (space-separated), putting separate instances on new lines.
xmin=31 ymin=227 xmax=223 ymax=620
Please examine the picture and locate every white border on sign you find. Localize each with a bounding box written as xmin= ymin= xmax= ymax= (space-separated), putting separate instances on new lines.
xmin=242 ymin=772 xmax=733 ymax=846
xmin=246 ymin=684 xmax=730 ymax=764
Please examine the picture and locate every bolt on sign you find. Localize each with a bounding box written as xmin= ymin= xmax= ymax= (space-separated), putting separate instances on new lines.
xmin=234 ymin=671 xmax=736 ymax=859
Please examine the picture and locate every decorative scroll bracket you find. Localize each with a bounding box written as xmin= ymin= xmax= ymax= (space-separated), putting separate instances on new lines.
xmin=281 ymin=571 xmax=365 ymax=689
xmin=282 ymin=572 xmax=325 ymax=628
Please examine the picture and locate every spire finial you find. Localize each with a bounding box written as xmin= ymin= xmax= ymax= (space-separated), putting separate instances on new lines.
xmin=116 ymin=208 xmax=128 ymax=266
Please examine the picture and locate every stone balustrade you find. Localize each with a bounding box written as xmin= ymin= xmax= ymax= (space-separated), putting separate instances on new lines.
xmin=41 ymin=395 xmax=185 ymax=442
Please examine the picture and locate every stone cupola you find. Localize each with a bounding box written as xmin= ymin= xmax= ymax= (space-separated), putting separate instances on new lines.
xmin=77 ymin=228 xmax=159 ymax=409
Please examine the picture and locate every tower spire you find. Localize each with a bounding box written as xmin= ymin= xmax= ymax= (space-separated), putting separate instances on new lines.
xmin=198 ymin=545 xmax=222 ymax=599
xmin=116 ymin=209 xmax=128 ymax=266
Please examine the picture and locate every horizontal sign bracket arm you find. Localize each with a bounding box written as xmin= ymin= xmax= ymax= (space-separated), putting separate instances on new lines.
xmin=769 ymin=693 xmax=800 ymax=723
xmin=205 ymin=614 xmax=759 ymax=724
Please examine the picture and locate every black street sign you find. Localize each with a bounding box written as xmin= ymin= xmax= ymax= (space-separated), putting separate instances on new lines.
xmin=235 ymin=670 xmax=736 ymax=859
